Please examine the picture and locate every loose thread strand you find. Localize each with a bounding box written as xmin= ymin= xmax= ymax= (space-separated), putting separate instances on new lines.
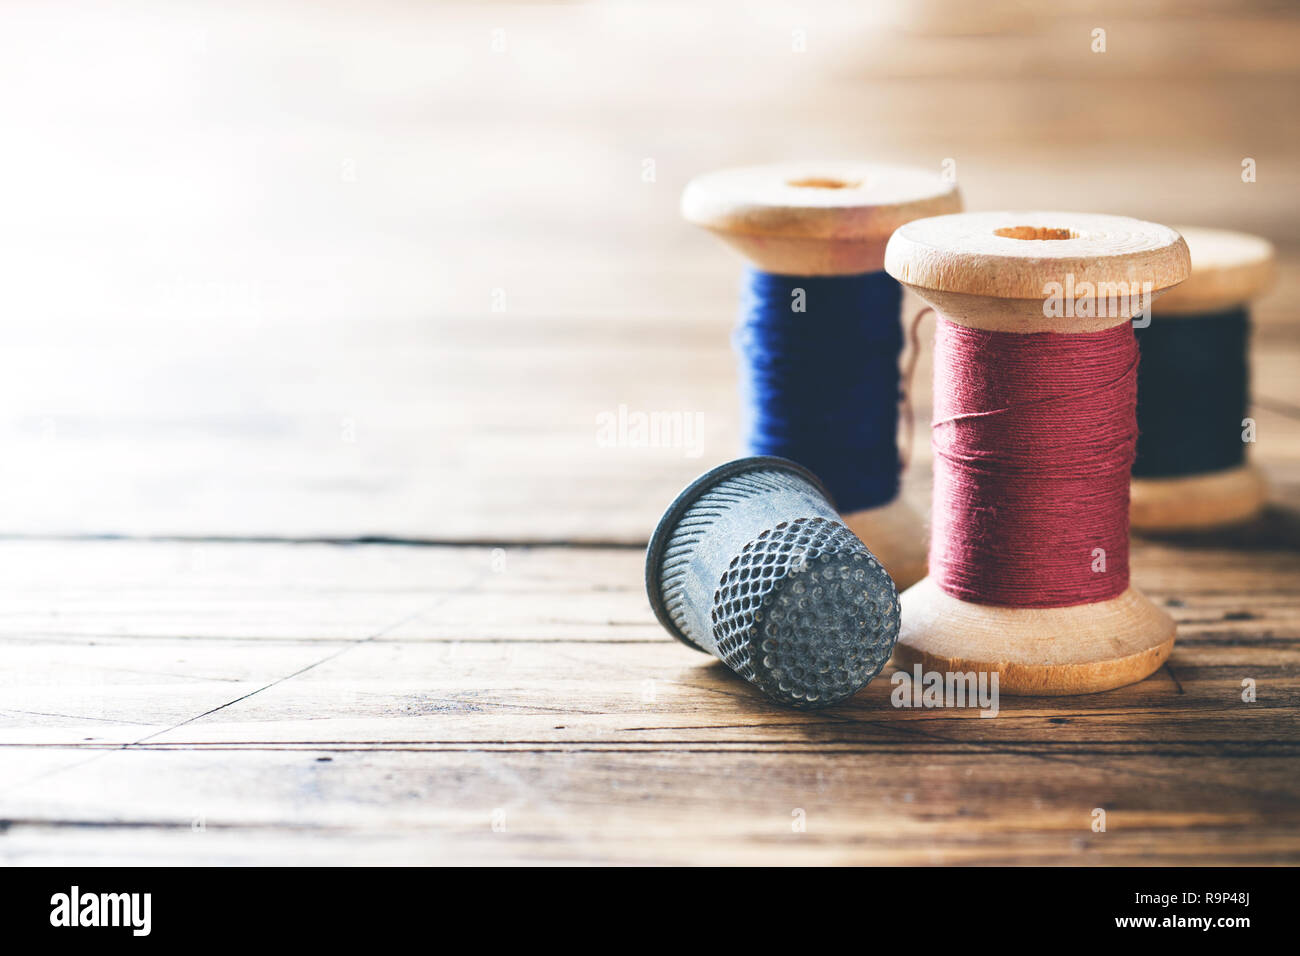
xmin=899 ymin=304 xmax=934 ymax=471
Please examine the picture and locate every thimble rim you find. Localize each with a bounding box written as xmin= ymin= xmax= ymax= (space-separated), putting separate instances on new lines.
xmin=644 ymin=456 xmax=833 ymax=653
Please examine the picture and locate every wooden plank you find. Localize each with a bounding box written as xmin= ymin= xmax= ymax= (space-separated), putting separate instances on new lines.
xmin=0 ymin=534 xmax=1295 ymax=648
xmin=1 ymin=537 xmax=1296 ymax=864
xmin=3 ymin=295 xmax=1299 ymax=544
xmin=2 ymin=628 xmax=1296 ymax=747
xmin=3 ymin=750 xmax=1298 ymax=866
xmin=4 ymin=637 xmax=1292 ymax=749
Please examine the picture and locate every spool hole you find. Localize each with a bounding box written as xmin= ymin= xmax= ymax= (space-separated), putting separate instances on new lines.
xmin=995 ymin=226 xmax=1077 ymax=240
xmin=787 ymin=177 xmax=860 ymax=190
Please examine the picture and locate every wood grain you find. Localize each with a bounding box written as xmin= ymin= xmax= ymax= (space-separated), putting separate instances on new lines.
xmin=2 ymin=533 xmax=1297 ymax=864
xmin=0 ymin=0 xmax=1297 ymax=865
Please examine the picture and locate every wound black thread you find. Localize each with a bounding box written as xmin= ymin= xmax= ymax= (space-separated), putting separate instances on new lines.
xmin=1134 ymin=308 xmax=1250 ymax=478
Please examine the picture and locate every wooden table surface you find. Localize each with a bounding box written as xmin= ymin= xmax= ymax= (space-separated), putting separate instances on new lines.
xmin=1 ymin=1 xmax=1298 ymax=865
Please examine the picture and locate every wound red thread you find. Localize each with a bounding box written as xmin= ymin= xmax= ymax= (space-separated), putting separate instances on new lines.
xmin=930 ymin=317 xmax=1138 ymax=608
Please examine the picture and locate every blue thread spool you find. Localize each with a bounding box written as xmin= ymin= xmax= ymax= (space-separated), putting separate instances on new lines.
xmin=681 ymin=163 xmax=962 ymax=589
xmin=1130 ymin=227 xmax=1275 ymax=531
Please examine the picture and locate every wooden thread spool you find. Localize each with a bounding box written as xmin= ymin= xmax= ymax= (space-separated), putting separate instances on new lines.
xmin=1129 ymin=227 xmax=1276 ymax=531
xmin=884 ymin=211 xmax=1191 ymax=695
xmin=681 ymin=161 xmax=962 ymax=590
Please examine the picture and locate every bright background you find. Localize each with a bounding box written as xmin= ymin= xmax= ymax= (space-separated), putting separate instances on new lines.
xmin=1 ymin=0 xmax=1296 ymax=540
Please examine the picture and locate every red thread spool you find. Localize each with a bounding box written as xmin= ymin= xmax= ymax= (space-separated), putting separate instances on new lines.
xmin=885 ymin=212 xmax=1191 ymax=695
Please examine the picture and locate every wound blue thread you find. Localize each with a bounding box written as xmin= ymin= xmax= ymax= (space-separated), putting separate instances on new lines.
xmin=735 ymin=268 xmax=903 ymax=513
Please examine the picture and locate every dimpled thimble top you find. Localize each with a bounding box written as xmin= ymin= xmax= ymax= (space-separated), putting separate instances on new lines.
xmin=647 ymin=457 xmax=900 ymax=709
xmin=711 ymin=517 xmax=898 ymax=707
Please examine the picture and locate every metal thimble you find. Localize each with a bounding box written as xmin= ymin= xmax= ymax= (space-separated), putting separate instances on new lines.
xmin=646 ymin=456 xmax=900 ymax=708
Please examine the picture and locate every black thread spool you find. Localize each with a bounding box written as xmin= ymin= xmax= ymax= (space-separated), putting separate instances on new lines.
xmin=1130 ymin=227 xmax=1275 ymax=531
xmin=646 ymin=457 xmax=900 ymax=709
